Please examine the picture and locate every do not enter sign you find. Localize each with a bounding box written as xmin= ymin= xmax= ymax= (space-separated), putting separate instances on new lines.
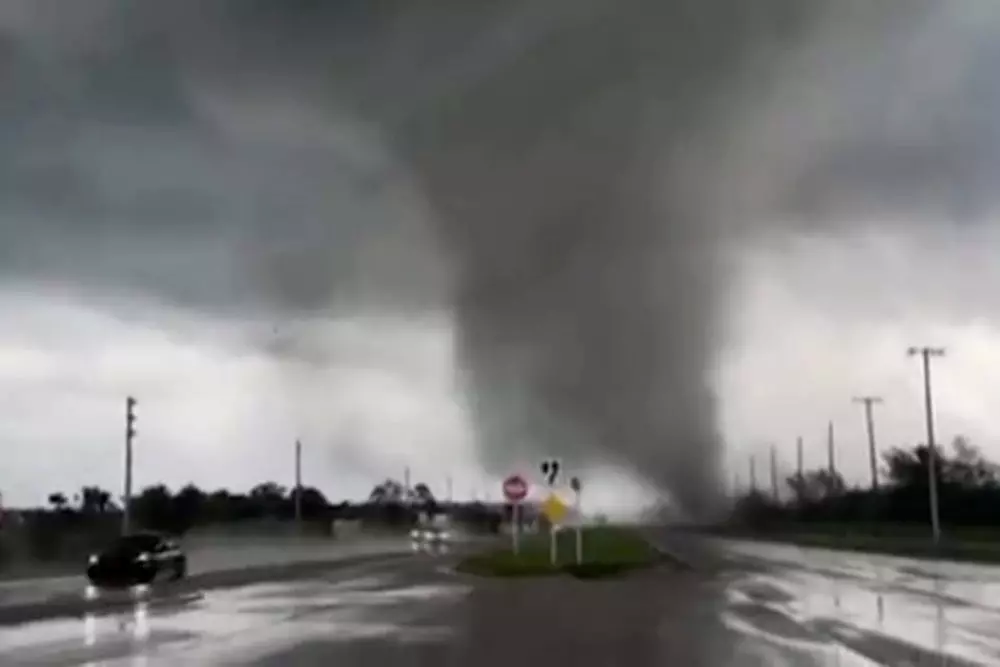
xmin=502 ymin=474 xmax=529 ymax=502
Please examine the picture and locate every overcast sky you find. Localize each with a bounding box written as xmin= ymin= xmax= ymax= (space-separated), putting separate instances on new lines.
xmin=2 ymin=1 xmax=1000 ymax=515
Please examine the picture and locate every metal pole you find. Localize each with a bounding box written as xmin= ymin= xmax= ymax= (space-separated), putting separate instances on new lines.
xmin=123 ymin=396 xmax=136 ymax=535
xmin=294 ymin=440 xmax=303 ymax=526
xmin=512 ymin=502 xmax=520 ymax=555
xmin=827 ymin=421 xmax=836 ymax=477
xmin=796 ymin=436 xmax=803 ymax=479
xmin=123 ymin=439 xmax=133 ymax=534
xmin=574 ymin=487 xmax=583 ymax=565
xmin=770 ymin=445 xmax=779 ymax=502
xmin=749 ymin=455 xmax=757 ymax=493
xmin=550 ymin=525 xmax=557 ymax=566
xmin=794 ymin=436 xmax=804 ymax=501
xmin=909 ymin=346 xmax=944 ymax=544
xmin=853 ymin=396 xmax=883 ymax=491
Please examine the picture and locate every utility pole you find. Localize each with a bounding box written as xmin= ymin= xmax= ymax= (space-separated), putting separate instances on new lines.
xmin=853 ymin=396 xmax=884 ymax=491
xmin=769 ymin=445 xmax=779 ymax=502
xmin=796 ymin=436 xmax=804 ymax=480
xmin=908 ymin=346 xmax=945 ymax=544
xmin=123 ymin=396 xmax=137 ymax=535
xmin=791 ymin=436 xmax=805 ymax=502
xmin=404 ymin=466 xmax=411 ymax=504
xmin=749 ymin=454 xmax=757 ymax=493
xmin=827 ymin=420 xmax=837 ymax=477
xmin=446 ymin=475 xmax=453 ymax=504
xmin=294 ymin=439 xmax=303 ymax=526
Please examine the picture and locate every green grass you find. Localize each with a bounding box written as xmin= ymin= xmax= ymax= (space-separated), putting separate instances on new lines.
xmin=456 ymin=526 xmax=664 ymax=579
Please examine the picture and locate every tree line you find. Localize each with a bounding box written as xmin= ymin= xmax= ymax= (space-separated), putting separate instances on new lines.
xmin=31 ymin=477 xmax=497 ymax=535
xmin=733 ymin=435 xmax=1000 ymax=529
xmin=0 ymin=477 xmax=503 ymax=567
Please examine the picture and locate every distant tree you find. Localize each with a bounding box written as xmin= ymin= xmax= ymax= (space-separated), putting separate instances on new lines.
xmin=369 ymin=479 xmax=405 ymax=504
xmin=289 ymin=486 xmax=330 ymax=519
xmin=942 ymin=436 xmax=999 ymax=488
xmin=204 ymin=489 xmax=233 ymax=522
xmin=249 ymin=482 xmax=286 ymax=517
xmin=47 ymin=492 xmax=68 ymax=511
xmin=250 ymin=482 xmax=286 ymax=499
xmin=786 ymin=469 xmax=845 ymax=503
xmin=412 ymin=483 xmax=435 ymax=503
xmin=883 ymin=445 xmax=934 ymax=488
xmin=172 ymin=484 xmax=206 ymax=529
xmin=79 ymin=486 xmax=112 ymax=514
xmin=132 ymin=485 xmax=174 ymax=531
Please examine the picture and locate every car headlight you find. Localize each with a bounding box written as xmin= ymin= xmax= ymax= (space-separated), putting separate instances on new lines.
xmin=439 ymin=531 xmax=451 ymax=541
xmin=88 ymin=554 xmax=99 ymax=565
xmin=409 ymin=529 xmax=420 ymax=539
xmin=135 ymin=552 xmax=151 ymax=563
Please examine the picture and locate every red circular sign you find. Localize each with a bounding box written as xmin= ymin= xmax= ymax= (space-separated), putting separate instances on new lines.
xmin=502 ymin=474 xmax=529 ymax=502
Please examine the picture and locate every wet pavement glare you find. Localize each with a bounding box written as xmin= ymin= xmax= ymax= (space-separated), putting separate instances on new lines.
xmin=0 ymin=538 xmax=999 ymax=665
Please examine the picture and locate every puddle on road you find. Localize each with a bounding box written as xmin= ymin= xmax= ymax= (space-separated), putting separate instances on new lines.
xmin=0 ymin=571 xmax=469 ymax=666
xmin=722 ymin=567 xmax=1000 ymax=666
xmin=118 ymin=573 xmax=468 ymax=665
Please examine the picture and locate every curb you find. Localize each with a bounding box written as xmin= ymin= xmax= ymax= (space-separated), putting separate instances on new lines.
xmin=638 ymin=529 xmax=718 ymax=572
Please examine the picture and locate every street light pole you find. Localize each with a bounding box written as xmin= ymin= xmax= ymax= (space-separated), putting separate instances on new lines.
xmin=852 ymin=396 xmax=884 ymax=492
xmin=907 ymin=346 xmax=945 ymax=544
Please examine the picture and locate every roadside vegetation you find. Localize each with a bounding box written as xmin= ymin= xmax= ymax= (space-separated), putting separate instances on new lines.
xmin=0 ymin=478 xmax=502 ymax=578
xmin=457 ymin=526 xmax=664 ymax=579
xmin=720 ymin=436 xmax=1000 ymax=563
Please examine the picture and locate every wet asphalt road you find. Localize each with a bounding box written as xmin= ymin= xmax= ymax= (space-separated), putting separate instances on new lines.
xmin=0 ymin=536 xmax=414 ymax=609
xmin=3 ymin=534 xmax=1000 ymax=665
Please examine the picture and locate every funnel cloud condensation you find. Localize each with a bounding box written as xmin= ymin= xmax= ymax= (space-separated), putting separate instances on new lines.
xmin=2 ymin=0 xmax=983 ymax=517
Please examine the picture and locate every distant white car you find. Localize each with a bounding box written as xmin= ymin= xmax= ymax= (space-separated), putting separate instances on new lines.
xmin=410 ymin=514 xmax=452 ymax=543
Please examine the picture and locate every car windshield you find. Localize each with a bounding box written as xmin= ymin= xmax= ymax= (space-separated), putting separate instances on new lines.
xmin=110 ymin=534 xmax=161 ymax=555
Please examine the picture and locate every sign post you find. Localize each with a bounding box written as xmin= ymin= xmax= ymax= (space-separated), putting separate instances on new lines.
xmin=570 ymin=476 xmax=583 ymax=565
xmin=540 ymin=459 xmax=561 ymax=566
xmin=502 ymin=474 xmax=529 ymax=556
xmin=541 ymin=493 xmax=569 ymax=565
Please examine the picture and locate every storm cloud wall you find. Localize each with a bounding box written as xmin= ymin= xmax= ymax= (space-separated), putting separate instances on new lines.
xmin=5 ymin=0 xmax=979 ymax=517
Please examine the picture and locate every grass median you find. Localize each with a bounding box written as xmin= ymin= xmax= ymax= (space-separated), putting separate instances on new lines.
xmin=456 ymin=526 xmax=664 ymax=579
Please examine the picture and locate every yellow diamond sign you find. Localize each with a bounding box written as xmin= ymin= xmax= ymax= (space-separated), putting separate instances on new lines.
xmin=541 ymin=493 xmax=569 ymax=525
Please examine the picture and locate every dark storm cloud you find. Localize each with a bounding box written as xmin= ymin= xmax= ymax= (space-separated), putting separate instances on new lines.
xmin=2 ymin=0 xmax=997 ymax=516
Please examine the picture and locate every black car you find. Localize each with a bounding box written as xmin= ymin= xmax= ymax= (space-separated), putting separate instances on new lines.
xmin=87 ymin=532 xmax=187 ymax=586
